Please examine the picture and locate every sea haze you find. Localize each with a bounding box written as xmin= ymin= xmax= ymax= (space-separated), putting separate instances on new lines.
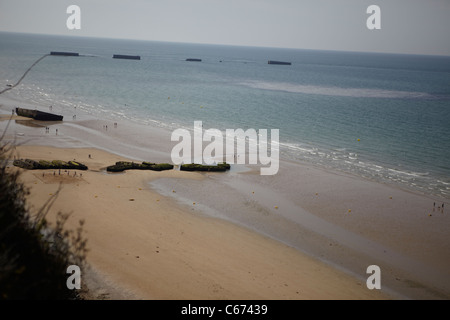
xmin=1 ymin=32 xmax=449 ymax=198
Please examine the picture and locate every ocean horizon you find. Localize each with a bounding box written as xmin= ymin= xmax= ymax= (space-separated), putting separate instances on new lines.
xmin=1 ymin=31 xmax=450 ymax=199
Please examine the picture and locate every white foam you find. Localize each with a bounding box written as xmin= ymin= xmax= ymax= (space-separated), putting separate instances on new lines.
xmin=241 ymin=80 xmax=433 ymax=99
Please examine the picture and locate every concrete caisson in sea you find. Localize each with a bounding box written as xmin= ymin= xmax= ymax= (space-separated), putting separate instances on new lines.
xmin=15 ymin=107 xmax=63 ymax=121
xmin=113 ymin=54 xmax=141 ymax=60
xmin=268 ymin=60 xmax=292 ymax=65
xmin=50 ymin=51 xmax=79 ymax=57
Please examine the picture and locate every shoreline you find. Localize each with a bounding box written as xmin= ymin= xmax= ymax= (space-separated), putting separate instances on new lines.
xmin=3 ymin=144 xmax=388 ymax=300
xmin=2 ymin=93 xmax=449 ymax=203
xmin=1 ymin=98 xmax=450 ymax=299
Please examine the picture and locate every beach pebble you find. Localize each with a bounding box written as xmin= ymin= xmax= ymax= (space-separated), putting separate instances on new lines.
xmin=129 ymin=199 xmax=135 ymax=201
xmin=348 ymin=209 xmax=351 ymax=213
xmin=274 ymin=206 xmax=278 ymax=209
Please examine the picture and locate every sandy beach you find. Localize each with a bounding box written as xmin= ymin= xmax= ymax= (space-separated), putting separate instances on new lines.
xmin=1 ymin=100 xmax=449 ymax=300
xmin=4 ymin=144 xmax=386 ymax=300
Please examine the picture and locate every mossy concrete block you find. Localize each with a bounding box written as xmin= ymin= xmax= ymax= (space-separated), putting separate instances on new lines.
xmin=13 ymin=159 xmax=88 ymax=170
xmin=180 ymin=163 xmax=230 ymax=172
xmin=106 ymin=161 xmax=174 ymax=172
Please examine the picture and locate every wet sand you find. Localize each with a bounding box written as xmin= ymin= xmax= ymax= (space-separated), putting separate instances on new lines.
xmin=1 ymin=99 xmax=449 ymax=299
xmin=151 ymin=160 xmax=450 ymax=299
xmin=3 ymin=144 xmax=386 ymax=299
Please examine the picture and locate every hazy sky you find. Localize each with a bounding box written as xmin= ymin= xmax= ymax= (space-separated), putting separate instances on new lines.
xmin=1 ymin=0 xmax=449 ymax=55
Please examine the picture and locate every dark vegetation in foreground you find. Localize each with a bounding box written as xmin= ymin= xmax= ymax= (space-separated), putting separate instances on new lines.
xmin=0 ymin=140 xmax=87 ymax=299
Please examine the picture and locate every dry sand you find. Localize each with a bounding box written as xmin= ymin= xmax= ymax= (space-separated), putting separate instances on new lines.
xmin=7 ymin=144 xmax=388 ymax=300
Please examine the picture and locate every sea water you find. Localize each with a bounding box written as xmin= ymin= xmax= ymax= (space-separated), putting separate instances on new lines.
xmin=1 ymin=32 xmax=450 ymax=198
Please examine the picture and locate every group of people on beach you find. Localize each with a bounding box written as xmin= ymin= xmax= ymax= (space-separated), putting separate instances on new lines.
xmin=102 ymin=123 xmax=118 ymax=131
xmin=433 ymin=202 xmax=445 ymax=213
xmin=44 ymin=127 xmax=58 ymax=135
xmin=42 ymin=169 xmax=82 ymax=178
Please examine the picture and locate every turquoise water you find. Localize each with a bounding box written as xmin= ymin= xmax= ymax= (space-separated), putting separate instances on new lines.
xmin=1 ymin=32 xmax=450 ymax=198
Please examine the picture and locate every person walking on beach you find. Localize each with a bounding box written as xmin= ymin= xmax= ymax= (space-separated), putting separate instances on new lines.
xmin=433 ymin=202 xmax=436 ymax=212
xmin=442 ymin=203 xmax=444 ymax=214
